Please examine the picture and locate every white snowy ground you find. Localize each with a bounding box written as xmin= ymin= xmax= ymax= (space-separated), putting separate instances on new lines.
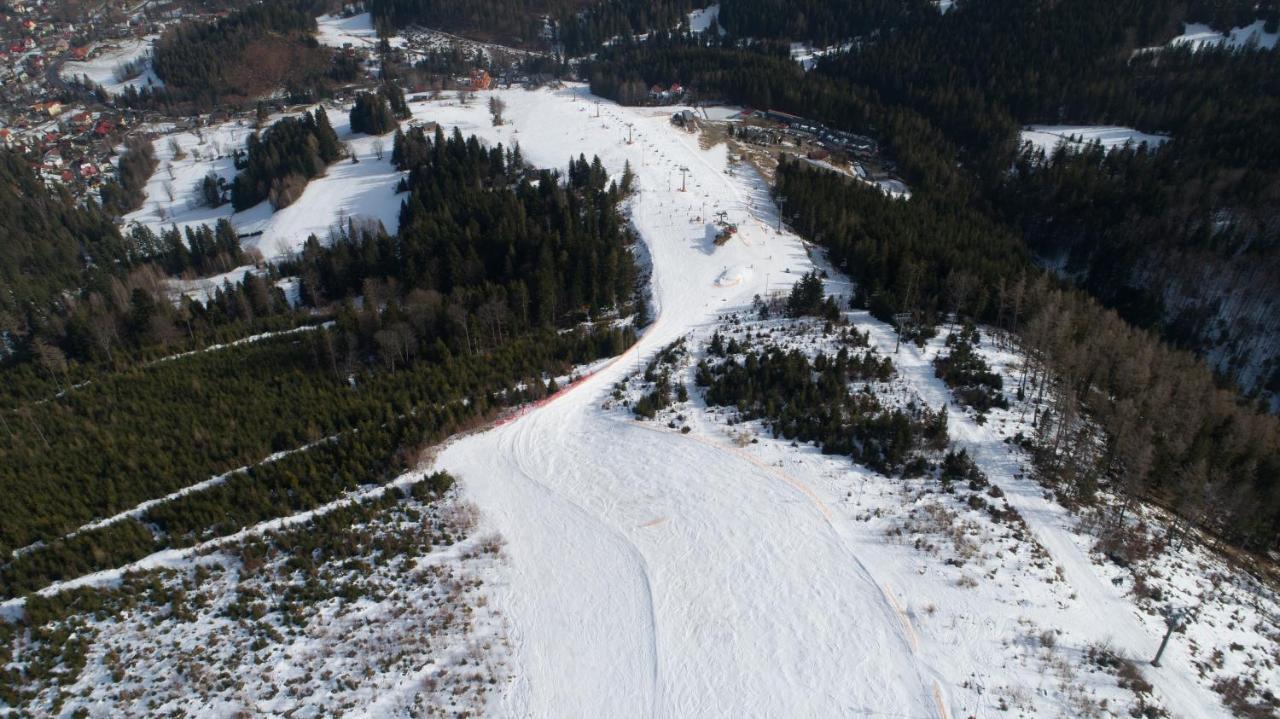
xmin=315 ymin=12 xmax=389 ymax=49
xmin=59 ymin=36 xmax=163 ymax=95
xmin=123 ymin=106 xmax=405 ymax=260
xmin=1169 ymin=21 xmax=1279 ymax=51
xmin=687 ymin=5 xmax=723 ymax=35
xmin=406 ymin=86 xmax=1244 ymax=717
xmin=1020 ymin=125 xmax=1169 ymax=155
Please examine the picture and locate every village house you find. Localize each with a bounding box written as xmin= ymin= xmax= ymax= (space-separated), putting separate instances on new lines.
xmin=468 ymin=68 xmax=491 ymax=90
xmin=32 ymin=100 xmax=61 ymax=116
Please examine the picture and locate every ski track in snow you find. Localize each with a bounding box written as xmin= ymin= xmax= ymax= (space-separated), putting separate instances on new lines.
xmin=424 ymin=86 xmax=1226 ymax=717
xmin=427 ymin=87 xmax=945 ymax=717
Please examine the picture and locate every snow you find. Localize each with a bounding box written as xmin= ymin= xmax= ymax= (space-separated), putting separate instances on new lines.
xmin=1170 ymin=20 xmax=1279 ymax=51
xmin=314 ymin=12 xmax=382 ymax=49
xmin=687 ymin=4 xmax=722 ymax=35
xmin=1021 ymin=125 xmax=1169 ymax=155
xmin=165 ymin=264 xmax=256 ymax=304
xmin=10 ymin=83 xmax=1266 ymax=717
xmin=790 ymin=41 xmax=853 ymax=70
xmin=123 ymin=107 xmax=404 ymax=261
xmin=7 ymin=489 xmax=512 ymax=716
xmin=59 ymin=35 xmax=164 ymax=95
xmin=392 ymin=85 xmax=1238 ymax=716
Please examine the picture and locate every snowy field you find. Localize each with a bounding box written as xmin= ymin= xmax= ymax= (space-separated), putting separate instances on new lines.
xmin=314 ymin=12 xmax=386 ymax=49
xmin=1169 ymin=20 xmax=1279 ymax=51
xmin=59 ymin=36 xmax=163 ymax=95
xmin=687 ymin=4 xmax=722 ymax=35
xmin=1021 ymin=125 xmax=1169 ymax=155
xmin=123 ymin=106 xmax=405 ymax=260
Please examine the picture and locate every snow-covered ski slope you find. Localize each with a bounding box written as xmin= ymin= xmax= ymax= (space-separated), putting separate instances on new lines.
xmin=429 ymin=87 xmax=946 ymax=717
xmin=422 ymin=86 xmax=1226 ymax=716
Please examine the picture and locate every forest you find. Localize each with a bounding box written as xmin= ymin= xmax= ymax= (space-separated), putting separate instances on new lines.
xmin=125 ymin=0 xmax=337 ymax=111
xmin=0 ymin=151 xmax=129 ymax=327
xmin=349 ymin=89 xmax=401 ymax=136
xmin=231 ymin=109 xmax=344 ymax=211
xmin=0 ymin=124 xmax=640 ymax=598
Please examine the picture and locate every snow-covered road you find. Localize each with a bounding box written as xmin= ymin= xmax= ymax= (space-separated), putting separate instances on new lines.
xmin=431 ymin=88 xmax=946 ymax=716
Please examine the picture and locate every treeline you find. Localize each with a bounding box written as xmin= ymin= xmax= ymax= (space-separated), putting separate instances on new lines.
xmin=716 ymin=0 xmax=933 ymax=46
xmin=555 ymin=0 xmax=698 ymax=57
xmin=368 ymin=0 xmax=568 ymax=45
xmin=99 ymin=137 xmax=157 ymax=216
xmin=130 ymin=0 xmax=336 ymax=110
xmin=127 ymin=219 xmax=248 ymax=277
xmin=292 ymin=125 xmax=638 ymax=331
xmin=231 ymin=109 xmax=343 ymax=211
xmin=778 ymin=163 xmax=1280 ymax=550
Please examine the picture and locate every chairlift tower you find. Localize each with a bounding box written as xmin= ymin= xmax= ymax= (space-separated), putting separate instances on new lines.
xmin=892 ymin=311 xmax=913 ymax=354
xmin=1152 ymin=606 xmax=1191 ymax=667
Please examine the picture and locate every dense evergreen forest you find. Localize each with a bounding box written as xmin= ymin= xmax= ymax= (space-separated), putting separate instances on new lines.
xmin=0 ymin=121 xmax=639 ymax=598
xmin=231 ymin=109 xmax=344 ymax=210
xmin=124 ymin=0 xmax=338 ymax=110
xmin=349 ymin=90 xmax=401 ymax=135
xmin=0 ymin=151 xmax=129 ymax=327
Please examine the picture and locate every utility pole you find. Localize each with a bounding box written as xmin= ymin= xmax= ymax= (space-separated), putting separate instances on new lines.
xmin=627 ymin=123 xmax=634 ymax=144
xmin=776 ymin=195 xmax=786 ymax=231
xmin=1152 ymin=607 xmax=1190 ymax=667
xmin=679 ymin=166 xmax=689 ymax=192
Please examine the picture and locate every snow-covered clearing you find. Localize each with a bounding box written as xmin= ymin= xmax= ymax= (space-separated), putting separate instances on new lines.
xmin=408 ymin=85 xmax=1247 ymax=716
xmin=1169 ymin=20 xmax=1279 ymax=51
xmin=790 ymin=40 xmax=854 ymax=70
xmin=687 ymin=4 xmax=723 ymax=35
xmin=1021 ymin=125 xmax=1169 ymax=155
xmin=314 ymin=12 xmax=387 ymax=49
xmin=59 ymin=35 xmax=163 ymax=95
xmin=123 ymin=107 xmax=404 ymax=261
